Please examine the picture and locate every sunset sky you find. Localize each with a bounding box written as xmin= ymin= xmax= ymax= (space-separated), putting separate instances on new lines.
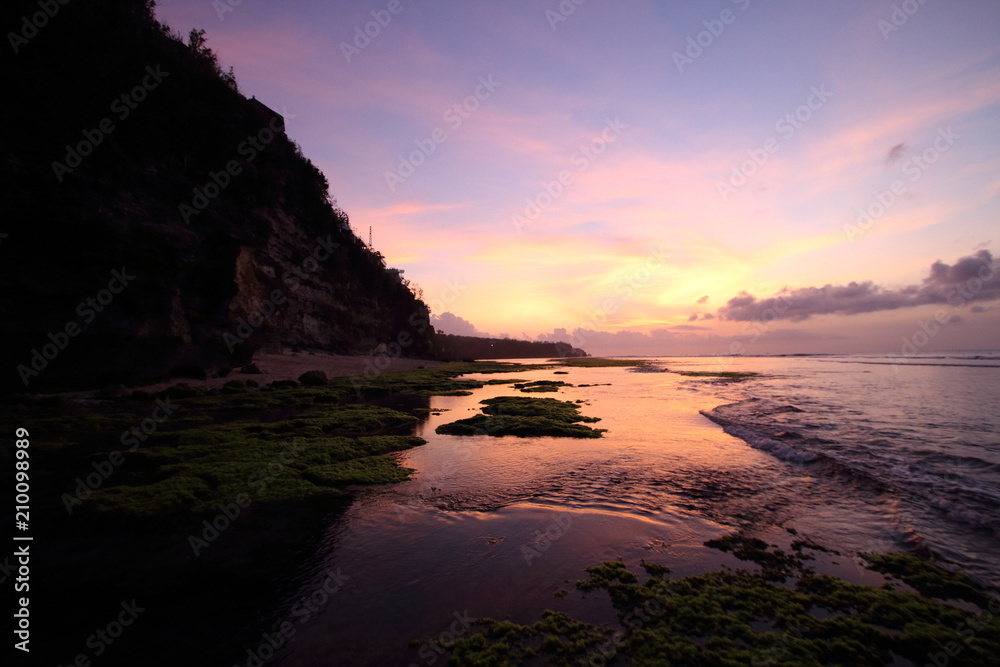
xmin=155 ymin=0 xmax=1000 ymax=355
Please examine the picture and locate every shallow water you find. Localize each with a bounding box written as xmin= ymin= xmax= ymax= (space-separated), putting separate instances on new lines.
xmin=244 ymin=353 xmax=1000 ymax=665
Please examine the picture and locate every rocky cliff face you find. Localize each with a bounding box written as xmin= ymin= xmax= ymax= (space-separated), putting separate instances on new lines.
xmin=1 ymin=0 xmax=435 ymax=391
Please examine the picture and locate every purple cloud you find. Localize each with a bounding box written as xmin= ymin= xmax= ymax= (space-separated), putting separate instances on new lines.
xmin=718 ymin=250 xmax=999 ymax=322
xmin=431 ymin=311 xmax=488 ymax=336
xmin=885 ymin=142 xmax=907 ymax=165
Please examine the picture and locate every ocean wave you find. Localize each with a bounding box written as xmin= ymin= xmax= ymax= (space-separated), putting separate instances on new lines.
xmin=700 ymin=399 xmax=820 ymax=464
xmin=828 ymin=360 xmax=1000 ymax=369
xmin=701 ymin=398 xmax=1000 ymax=534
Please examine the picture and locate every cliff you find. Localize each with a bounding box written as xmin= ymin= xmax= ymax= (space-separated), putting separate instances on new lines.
xmin=0 ymin=0 xmax=435 ymax=391
xmin=435 ymin=334 xmax=588 ymax=361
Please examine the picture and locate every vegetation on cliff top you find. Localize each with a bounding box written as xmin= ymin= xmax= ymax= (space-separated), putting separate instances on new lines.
xmin=435 ymin=334 xmax=587 ymax=361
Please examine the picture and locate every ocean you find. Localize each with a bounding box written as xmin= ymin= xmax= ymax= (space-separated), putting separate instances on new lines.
xmin=259 ymin=352 xmax=1000 ymax=665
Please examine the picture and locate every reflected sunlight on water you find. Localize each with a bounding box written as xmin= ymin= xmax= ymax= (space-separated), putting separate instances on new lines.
xmin=265 ymin=355 xmax=1000 ymax=665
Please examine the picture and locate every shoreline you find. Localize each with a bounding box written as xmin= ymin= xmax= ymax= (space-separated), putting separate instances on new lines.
xmin=7 ymin=358 xmax=999 ymax=665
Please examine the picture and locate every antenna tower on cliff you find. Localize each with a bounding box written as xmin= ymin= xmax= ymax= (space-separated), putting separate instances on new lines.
xmin=368 ymin=226 xmax=373 ymax=249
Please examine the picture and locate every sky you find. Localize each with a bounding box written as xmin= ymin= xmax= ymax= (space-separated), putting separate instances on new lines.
xmin=154 ymin=0 xmax=1000 ymax=356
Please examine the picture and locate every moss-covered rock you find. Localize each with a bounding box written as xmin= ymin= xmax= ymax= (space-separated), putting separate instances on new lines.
xmin=513 ymin=380 xmax=573 ymax=393
xmin=440 ymin=542 xmax=1000 ymax=666
xmin=436 ymin=396 xmax=606 ymax=438
xmin=435 ymin=414 xmax=605 ymax=438
xmin=863 ymin=551 xmax=992 ymax=606
xmin=675 ymin=370 xmax=759 ymax=379
xmin=553 ymin=358 xmax=647 ymax=368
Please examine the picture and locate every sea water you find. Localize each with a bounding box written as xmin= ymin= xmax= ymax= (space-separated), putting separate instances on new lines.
xmin=264 ymin=352 xmax=1000 ymax=665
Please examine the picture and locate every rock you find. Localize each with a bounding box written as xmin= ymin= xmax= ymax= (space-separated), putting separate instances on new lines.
xmin=240 ymin=363 xmax=263 ymax=375
xmin=159 ymin=383 xmax=202 ymax=399
xmin=38 ymin=395 xmax=68 ymax=408
xmin=170 ymin=365 xmax=208 ymax=380
xmin=269 ymin=380 xmax=300 ymax=389
xmin=298 ymin=370 xmax=328 ymax=386
xmin=222 ymin=380 xmax=247 ymax=394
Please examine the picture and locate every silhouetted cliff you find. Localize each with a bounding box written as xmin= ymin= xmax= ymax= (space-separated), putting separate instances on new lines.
xmin=435 ymin=335 xmax=588 ymax=361
xmin=1 ymin=0 xmax=435 ymax=391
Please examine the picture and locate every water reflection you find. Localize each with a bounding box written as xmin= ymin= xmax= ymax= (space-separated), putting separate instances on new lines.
xmin=274 ymin=361 xmax=909 ymax=665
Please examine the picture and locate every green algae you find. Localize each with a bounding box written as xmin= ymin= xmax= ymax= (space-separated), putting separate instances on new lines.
xmin=863 ymin=551 xmax=992 ymax=606
xmin=28 ymin=361 xmax=577 ymax=521
xmin=435 ymin=396 xmax=606 ymax=438
xmin=434 ymin=414 xmax=605 ymax=438
xmin=552 ymin=358 xmax=648 ymax=368
xmin=20 ymin=365 xmax=530 ymax=521
xmin=447 ymin=610 xmax=615 ymax=667
xmin=675 ymin=370 xmax=760 ymax=379
xmin=480 ymin=396 xmax=600 ymax=422
xmin=302 ymin=454 xmax=415 ymax=487
xmin=335 ymin=361 xmax=548 ymax=397
xmin=703 ymin=534 xmax=808 ymax=581
xmin=513 ymin=380 xmax=573 ymax=393
xmin=86 ymin=416 xmax=427 ymax=518
xmin=439 ymin=540 xmax=1000 ymax=666
xmin=576 ymin=559 xmax=639 ymax=591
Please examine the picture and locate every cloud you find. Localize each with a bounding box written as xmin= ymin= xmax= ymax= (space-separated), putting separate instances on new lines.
xmin=670 ymin=324 xmax=709 ymax=331
xmin=431 ymin=312 xmax=488 ymax=337
xmin=885 ymin=143 xmax=907 ymax=165
xmin=697 ymin=295 xmax=709 ymax=304
xmin=717 ymin=250 xmax=1000 ymax=322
